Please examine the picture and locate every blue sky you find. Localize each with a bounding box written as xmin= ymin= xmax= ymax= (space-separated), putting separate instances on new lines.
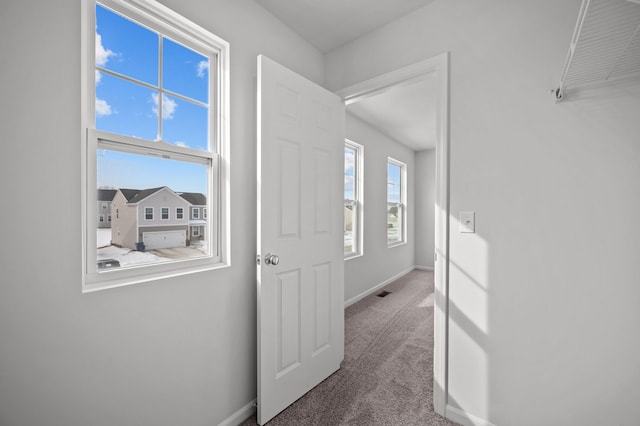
xmin=388 ymin=162 xmax=401 ymax=203
xmin=344 ymin=147 xmax=355 ymax=200
xmin=95 ymin=4 xmax=209 ymax=194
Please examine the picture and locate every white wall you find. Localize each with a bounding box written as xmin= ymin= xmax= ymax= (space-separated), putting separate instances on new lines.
xmin=0 ymin=1 xmax=323 ymax=425
xmin=415 ymin=149 xmax=436 ymax=269
xmin=344 ymin=112 xmax=415 ymax=304
xmin=327 ymin=1 xmax=640 ymax=425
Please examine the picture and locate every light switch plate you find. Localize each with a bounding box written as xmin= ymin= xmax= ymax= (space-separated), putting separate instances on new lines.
xmin=459 ymin=211 xmax=475 ymax=233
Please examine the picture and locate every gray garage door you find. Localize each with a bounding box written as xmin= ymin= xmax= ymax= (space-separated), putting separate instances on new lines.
xmin=142 ymin=230 xmax=186 ymax=250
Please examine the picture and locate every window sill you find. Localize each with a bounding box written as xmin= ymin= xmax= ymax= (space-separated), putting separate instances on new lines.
xmin=83 ymin=259 xmax=230 ymax=293
xmin=345 ymin=253 xmax=362 ymax=261
xmin=387 ymin=241 xmax=407 ymax=249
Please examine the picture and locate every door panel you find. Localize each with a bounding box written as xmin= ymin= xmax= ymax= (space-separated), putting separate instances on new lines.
xmin=257 ymin=55 xmax=345 ymax=425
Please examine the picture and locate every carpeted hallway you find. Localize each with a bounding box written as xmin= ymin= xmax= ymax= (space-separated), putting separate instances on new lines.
xmin=242 ymin=269 xmax=458 ymax=426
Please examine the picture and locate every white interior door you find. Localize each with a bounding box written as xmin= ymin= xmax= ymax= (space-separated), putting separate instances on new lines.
xmin=257 ymin=55 xmax=345 ymax=425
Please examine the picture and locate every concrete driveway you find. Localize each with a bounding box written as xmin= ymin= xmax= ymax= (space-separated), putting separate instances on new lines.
xmin=148 ymin=246 xmax=205 ymax=260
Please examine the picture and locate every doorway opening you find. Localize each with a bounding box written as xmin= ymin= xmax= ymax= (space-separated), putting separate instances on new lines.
xmin=336 ymin=53 xmax=450 ymax=416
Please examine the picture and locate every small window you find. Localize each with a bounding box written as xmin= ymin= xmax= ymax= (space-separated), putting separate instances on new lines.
xmin=192 ymin=208 xmax=200 ymax=219
xmin=145 ymin=207 xmax=154 ymax=221
xmin=192 ymin=226 xmax=200 ymax=237
xmin=101 ymin=202 xmax=108 ymax=210
xmin=108 ymin=214 xmax=111 ymax=222
xmin=115 ymin=208 xmax=119 ymax=219
xmin=99 ymin=215 xmax=105 ymax=223
xmin=387 ymin=158 xmax=406 ymax=246
xmin=176 ymin=207 xmax=184 ymax=219
xmin=344 ymin=140 xmax=363 ymax=258
xmin=161 ymin=207 xmax=169 ymax=220
xmin=203 ymin=208 xmax=207 ymax=219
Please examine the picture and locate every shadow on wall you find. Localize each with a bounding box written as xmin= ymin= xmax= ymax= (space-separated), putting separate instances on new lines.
xmin=445 ymin=213 xmax=491 ymax=424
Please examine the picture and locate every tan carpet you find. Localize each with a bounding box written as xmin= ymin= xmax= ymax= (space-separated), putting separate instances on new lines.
xmin=242 ymin=269 xmax=458 ymax=426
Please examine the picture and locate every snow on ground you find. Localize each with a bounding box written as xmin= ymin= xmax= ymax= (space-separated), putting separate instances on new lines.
xmin=98 ymin=245 xmax=169 ymax=267
xmin=97 ymin=228 xmax=169 ymax=266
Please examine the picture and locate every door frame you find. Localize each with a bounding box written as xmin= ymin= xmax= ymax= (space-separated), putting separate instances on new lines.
xmin=335 ymin=52 xmax=450 ymax=416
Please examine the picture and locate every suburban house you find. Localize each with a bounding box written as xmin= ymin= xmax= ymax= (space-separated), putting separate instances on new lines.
xmin=2 ymin=1 xmax=640 ymax=426
xmin=97 ymin=188 xmax=116 ymax=229
xmin=177 ymin=192 xmax=208 ymax=245
xmin=110 ymin=187 xmax=206 ymax=250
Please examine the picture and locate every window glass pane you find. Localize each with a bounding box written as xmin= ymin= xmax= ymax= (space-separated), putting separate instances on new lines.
xmin=387 ymin=204 xmax=402 ymax=244
xmin=344 ymin=203 xmax=355 ymax=254
xmin=161 ymin=96 xmax=208 ymax=150
xmin=163 ymin=37 xmax=209 ymax=104
xmin=96 ymin=5 xmax=158 ymax=86
xmin=387 ymin=162 xmax=401 ymax=203
xmin=96 ymin=72 xmax=158 ymax=140
xmin=97 ymin=149 xmax=207 ymax=194
xmin=96 ymin=149 xmax=209 ymax=269
xmin=344 ymin=147 xmax=356 ymax=200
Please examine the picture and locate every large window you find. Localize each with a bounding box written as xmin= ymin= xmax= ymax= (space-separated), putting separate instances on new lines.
xmin=345 ymin=140 xmax=363 ymax=257
xmin=82 ymin=0 xmax=229 ymax=290
xmin=387 ymin=158 xmax=406 ymax=246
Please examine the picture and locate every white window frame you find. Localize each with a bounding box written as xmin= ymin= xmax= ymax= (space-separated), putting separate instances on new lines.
xmin=145 ymin=207 xmax=154 ymax=221
xmin=203 ymin=208 xmax=207 ymax=219
xmin=344 ymin=139 xmax=363 ymax=259
xmin=101 ymin=202 xmax=108 ymax=210
xmin=99 ymin=214 xmax=105 ymax=223
xmin=192 ymin=207 xmax=200 ymax=219
xmin=387 ymin=157 xmax=406 ymax=247
xmin=81 ymin=0 xmax=230 ymax=291
xmin=108 ymin=214 xmax=111 ymax=222
xmin=161 ymin=207 xmax=169 ymax=220
xmin=176 ymin=207 xmax=184 ymax=219
xmin=192 ymin=226 xmax=200 ymax=238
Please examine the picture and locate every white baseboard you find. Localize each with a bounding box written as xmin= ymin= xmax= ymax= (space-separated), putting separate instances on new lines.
xmin=344 ymin=266 xmax=415 ymax=308
xmin=217 ymin=399 xmax=256 ymax=426
xmin=414 ymin=265 xmax=434 ymax=271
xmin=446 ymin=405 xmax=496 ymax=426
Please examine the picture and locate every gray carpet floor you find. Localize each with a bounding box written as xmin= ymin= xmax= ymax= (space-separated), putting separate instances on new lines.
xmin=241 ymin=269 xmax=458 ymax=426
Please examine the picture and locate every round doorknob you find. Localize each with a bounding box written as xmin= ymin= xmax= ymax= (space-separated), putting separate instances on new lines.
xmin=265 ymin=253 xmax=280 ymax=266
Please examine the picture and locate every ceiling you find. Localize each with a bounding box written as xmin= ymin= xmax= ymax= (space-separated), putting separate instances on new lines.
xmin=255 ymin=0 xmax=436 ymax=53
xmin=347 ymin=76 xmax=438 ymax=151
xmin=255 ymin=0 xmax=438 ymax=152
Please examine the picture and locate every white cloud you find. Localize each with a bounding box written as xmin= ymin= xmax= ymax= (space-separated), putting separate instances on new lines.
xmin=95 ymin=98 xmax=112 ymax=117
xmin=95 ymin=32 xmax=114 ymax=67
xmin=197 ymin=60 xmax=209 ymax=78
xmin=95 ymin=70 xmax=102 ymax=84
xmin=173 ymin=141 xmax=188 ymax=148
xmin=152 ymin=93 xmax=177 ymax=119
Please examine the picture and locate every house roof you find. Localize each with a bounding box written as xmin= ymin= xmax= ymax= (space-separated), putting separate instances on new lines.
xmin=179 ymin=192 xmax=206 ymax=206
xmin=116 ymin=187 xmax=165 ymax=204
xmin=127 ymin=187 xmax=166 ymax=204
xmin=98 ymin=189 xmax=117 ymax=202
xmin=114 ymin=187 xmax=206 ymax=205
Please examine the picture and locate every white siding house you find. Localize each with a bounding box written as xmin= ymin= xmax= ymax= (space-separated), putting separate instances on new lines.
xmin=111 ymin=187 xmax=193 ymax=250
